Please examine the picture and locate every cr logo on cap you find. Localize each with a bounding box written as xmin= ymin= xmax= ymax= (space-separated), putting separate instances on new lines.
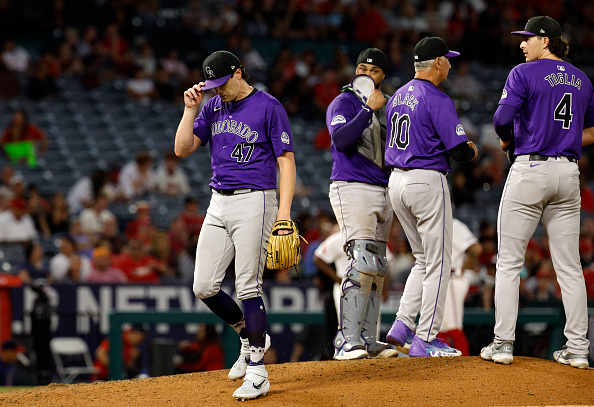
xmin=206 ymin=66 xmax=214 ymax=78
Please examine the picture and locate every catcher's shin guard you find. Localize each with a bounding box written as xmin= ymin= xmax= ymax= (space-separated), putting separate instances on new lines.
xmin=361 ymin=242 xmax=389 ymax=350
xmin=334 ymin=240 xmax=378 ymax=352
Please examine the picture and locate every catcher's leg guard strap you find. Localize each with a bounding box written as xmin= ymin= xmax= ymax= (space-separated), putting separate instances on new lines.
xmin=344 ymin=239 xmax=380 ymax=276
xmin=376 ymin=242 xmax=389 ymax=278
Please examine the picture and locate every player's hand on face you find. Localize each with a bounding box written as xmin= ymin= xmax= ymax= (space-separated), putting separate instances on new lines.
xmin=183 ymin=84 xmax=204 ymax=109
xmin=467 ymin=141 xmax=479 ymax=160
xmin=366 ymin=89 xmax=386 ymax=111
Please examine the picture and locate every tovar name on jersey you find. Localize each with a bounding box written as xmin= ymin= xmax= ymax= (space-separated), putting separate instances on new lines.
xmin=211 ymin=119 xmax=259 ymax=143
xmin=544 ymin=72 xmax=582 ymax=90
xmin=392 ymin=93 xmax=419 ymax=111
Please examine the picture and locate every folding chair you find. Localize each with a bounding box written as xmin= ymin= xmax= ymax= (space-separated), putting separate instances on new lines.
xmin=50 ymin=337 xmax=98 ymax=383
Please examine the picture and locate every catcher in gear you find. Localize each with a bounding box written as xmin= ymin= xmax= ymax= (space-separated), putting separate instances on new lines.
xmin=266 ymin=220 xmax=302 ymax=270
xmin=174 ymin=50 xmax=296 ymax=400
xmin=325 ymin=48 xmax=397 ymax=360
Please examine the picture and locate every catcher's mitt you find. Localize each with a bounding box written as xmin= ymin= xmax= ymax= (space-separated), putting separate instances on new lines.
xmin=266 ymin=220 xmax=303 ymax=270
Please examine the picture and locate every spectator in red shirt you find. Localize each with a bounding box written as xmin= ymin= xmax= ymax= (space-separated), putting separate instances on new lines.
xmin=179 ymin=197 xmax=204 ymax=237
xmin=98 ymin=23 xmax=134 ymax=76
xmin=354 ymin=0 xmax=387 ymax=43
xmin=313 ymin=127 xmax=331 ymax=150
xmin=312 ymin=69 xmax=340 ymax=119
xmin=113 ymin=239 xmax=170 ymax=283
xmin=124 ymin=201 xmax=155 ymax=241
xmin=87 ymin=247 xmax=127 ymax=284
xmin=175 ymin=324 xmax=224 ymax=373
xmin=168 ymin=215 xmax=188 ymax=258
xmin=1 ymin=109 xmax=48 ymax=155
xmin=92 ymin=325 xmax=146 ymax=381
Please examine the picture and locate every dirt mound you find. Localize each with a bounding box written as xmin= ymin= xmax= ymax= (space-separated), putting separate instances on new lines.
xmin=0 ymin=357 xmax=592 ymax=407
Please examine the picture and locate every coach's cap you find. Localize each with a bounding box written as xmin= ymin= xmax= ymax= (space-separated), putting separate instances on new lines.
xmin=201 ymin=50 xmax=241 ymax=90
xmin=356 ymin=48 xmax=388 ymax=73
xmin=414 ymin=37 xmax=460 ymax=62
xmin=512 ymin=16 xmax=562 ymax=38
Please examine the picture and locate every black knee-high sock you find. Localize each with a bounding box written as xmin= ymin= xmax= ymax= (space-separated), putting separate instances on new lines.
xmin=242 ymin=297 xmax=267 ymax=365
xmin=201 ymin=291 xmax=244 ymax=329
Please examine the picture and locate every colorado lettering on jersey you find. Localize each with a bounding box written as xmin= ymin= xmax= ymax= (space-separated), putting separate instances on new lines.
xmin=544 ymin=72 xmax=582 ymax=90
xmin=211 ymin=119 xmax=259 ymax=143
xmin=392 ymin=93 xmax=419 ymax=111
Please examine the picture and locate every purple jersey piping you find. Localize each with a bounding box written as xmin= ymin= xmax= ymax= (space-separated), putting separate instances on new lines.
xmin=256 ymin=190 xmax=266 ymax=294
xmin=335 ymin=183 xmax=350 ymax=242
xmin=426 ymin=173 xmax=447 ymax=341
xmin=495 ymin=166 xmax=514 ymax=332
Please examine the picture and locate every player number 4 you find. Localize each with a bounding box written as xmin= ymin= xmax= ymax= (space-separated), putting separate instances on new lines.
xmin=231 ymin=143 xmax=255 ymax=162
xmin=554 ymin=93 xmax=573 ymax=130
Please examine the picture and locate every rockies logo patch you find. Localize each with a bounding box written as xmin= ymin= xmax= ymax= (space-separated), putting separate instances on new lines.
xmin=331 ymin=115 xmax=346 ymax=125
xmin=501 ymin=89 xmax=508 ymax=99
xmin=206 ymin=66 xmax=214 ymax=78
xmin=456 ymin=124 xmax=466 ymax=136
xmin=281 ymin=132 xmax=290 ymax=144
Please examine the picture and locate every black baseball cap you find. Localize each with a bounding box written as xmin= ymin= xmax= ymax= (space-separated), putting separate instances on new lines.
xmin=201 ymin=50 xmax=241 ymax=90
xmin=414 ymin=37 xmax=460 ymax=62
xmin=512 ymin=16 xmax=562 ymax=38
xmin=356 ymin=48 xmax=388 ymax=73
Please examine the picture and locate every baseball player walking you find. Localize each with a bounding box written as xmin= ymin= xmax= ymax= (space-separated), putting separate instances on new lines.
xmin=174 ymin=50 xmax=296 ymax=399
xmin=384 ymin=37 xmax=478 ymax=357
xmin=326 ymin=48 xmax=398 ymax=360
xmin=480 ymin=16 xmax=594 ymax=369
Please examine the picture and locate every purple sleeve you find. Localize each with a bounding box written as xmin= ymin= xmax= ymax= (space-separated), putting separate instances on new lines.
xmin=193 ymin=105 xmax=212 ymax=146
xmin=498 ymin=66 xmax=527 ymax=110
xmin=431 ymin=98 xmax=468 ymax=150
xmin=268 ymin=103 xmax=294 ymax=157
xmin=493 ymin=104 xmax=519 ymax=142
xmin=330 ymin=107 xmax=373 ymax=152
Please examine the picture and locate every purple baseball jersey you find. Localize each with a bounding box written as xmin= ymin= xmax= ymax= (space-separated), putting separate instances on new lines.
xmin=326 ymin=92 xmax=390 ymax=185
xmin=385 ymin=79 xmax=469 ymax=172
xmin=499 ymin=59 xmax=594 ymax=159
xmin=193 ymin=89 xmax=293 ymax=190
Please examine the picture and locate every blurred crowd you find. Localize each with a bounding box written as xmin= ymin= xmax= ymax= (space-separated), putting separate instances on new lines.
xmin=0 ymin=0 xmax=593 ymax=109
xmin=1 ymin=0 xmax=594 ymax=299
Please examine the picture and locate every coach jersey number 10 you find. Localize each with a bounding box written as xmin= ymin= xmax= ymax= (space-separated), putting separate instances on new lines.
xmin=389 ymin=112 xmax=411 ymax=150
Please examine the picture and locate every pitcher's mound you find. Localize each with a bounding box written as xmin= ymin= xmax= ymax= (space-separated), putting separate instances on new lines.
xmin=0 ymin=356 xmax=592 ymax=406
